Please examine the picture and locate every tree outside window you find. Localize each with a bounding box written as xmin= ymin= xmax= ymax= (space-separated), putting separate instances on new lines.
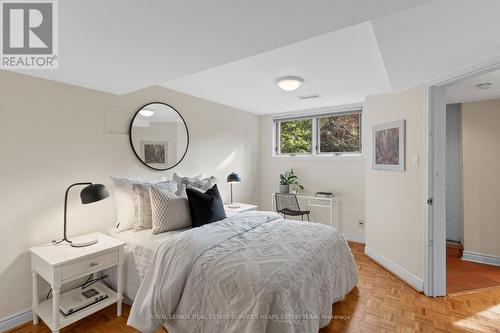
xmin=274 ymin=110 xmax=361 ymax=156
xmin=278 ymin=118 xmax=312 ymax=154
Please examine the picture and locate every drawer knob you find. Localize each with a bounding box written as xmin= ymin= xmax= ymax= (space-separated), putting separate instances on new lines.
xmin=89 ymin=262 xmax=98 ymax=267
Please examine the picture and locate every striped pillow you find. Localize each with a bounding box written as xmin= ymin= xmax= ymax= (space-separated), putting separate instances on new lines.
xmin=132 ymin=181 xmax=178 ymax=231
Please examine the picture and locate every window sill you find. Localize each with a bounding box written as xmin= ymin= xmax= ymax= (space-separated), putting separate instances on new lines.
xmin=272 ymin=154 xmax=365 ymax=161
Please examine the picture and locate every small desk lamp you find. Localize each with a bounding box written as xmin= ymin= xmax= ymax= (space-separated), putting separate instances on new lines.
xmin=53 ymin=182 xmax=110 ymax=247
xmin=226 ymin=172 xmax=241 ymax=209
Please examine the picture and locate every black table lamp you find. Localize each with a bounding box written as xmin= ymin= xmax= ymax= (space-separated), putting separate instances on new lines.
xmin=227 ymin=172 xmax=241 ymax=209
xmin=53 ymin=182 xmax=110 ymax=247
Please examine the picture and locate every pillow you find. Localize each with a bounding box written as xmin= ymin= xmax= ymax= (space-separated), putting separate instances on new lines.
xmin=175 ymin=183 xmax=188 ymax=198
xmin=132 ymin=181 xmax=178 ymax=231
xmin=111 ymin=177 xmax=141 ymax=232
xmin=173 ymin=172 xmax=217 ymax=192
xmin=186 ymin=184 xmax=227 ymax=228
xmin=150 ymin=185 xmax=192 ymax=234
xmin=172 ymin=172 xmax=204 ymax=185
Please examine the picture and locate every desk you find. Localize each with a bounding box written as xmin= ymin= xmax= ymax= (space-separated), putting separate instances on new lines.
xmin=271 ymin=193 xmax=338 ymax=228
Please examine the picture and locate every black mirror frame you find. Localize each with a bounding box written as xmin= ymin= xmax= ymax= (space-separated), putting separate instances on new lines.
xmin=129 ymin=102 xmax=190 ymax=171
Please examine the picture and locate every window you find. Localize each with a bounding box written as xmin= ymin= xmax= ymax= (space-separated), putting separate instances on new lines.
xmin=274 ymin=109 xmax=362 ymax=157
xmin=277 ymin=118 xmax=312 ymax=155
xmin=318 ymin=112 xmax=361 ymax=154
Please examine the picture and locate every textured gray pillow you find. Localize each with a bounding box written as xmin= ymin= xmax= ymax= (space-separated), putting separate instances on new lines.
xmin=150 ymin=184 xmax=192 ymax=234
xmin=132 ymin=181 xmax=178 ymax=231
xmin=172 ymin=172 xmax=203 ymax=185
xmin=173 ymin=172 xmax=217 ymax=192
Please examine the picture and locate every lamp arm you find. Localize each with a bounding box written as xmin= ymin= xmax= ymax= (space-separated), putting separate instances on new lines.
xmin=53 ymin=182 xmax=92 ymax=245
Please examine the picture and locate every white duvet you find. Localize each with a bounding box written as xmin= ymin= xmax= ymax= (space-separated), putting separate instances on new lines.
xmin=128 ymin=211 xmax=357 ymax=333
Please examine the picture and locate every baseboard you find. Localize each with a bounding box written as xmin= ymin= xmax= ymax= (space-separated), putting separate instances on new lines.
xmin=0 ymin=308 xmax=32 ymax=332
xmin=462 ymin=250 xmax=500 ymax=267
xmin=343 ymin=233 xmax=365 ymax=244
xmin=364 ymin=247 xmax=424 ymax=291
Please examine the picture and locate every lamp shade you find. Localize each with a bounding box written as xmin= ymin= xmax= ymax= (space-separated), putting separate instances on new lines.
xmin=227 ymin=172 xmax=241 ymax=183
xmin=80 ymin=183 xmax=110 ymax=204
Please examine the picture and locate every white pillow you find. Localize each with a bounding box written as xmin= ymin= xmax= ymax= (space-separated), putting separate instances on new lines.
xmin=132 ymin=181 xmax=178 ymax=231
xmin=150 ymin=184 xmax=192 ymax=234
xmin=111 ymin=177 xmax=141 ymax=232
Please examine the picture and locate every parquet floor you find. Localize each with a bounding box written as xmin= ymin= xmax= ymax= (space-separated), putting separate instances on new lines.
xmin=8 ymin=243 xmax=500 ymax=333
xmin=447 ymin=246 xmax=500 ymax=295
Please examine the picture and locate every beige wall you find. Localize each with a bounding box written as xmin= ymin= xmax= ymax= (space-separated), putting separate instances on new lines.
xmin=259 ymin=115 xmax=366 ymax=239
xmin=0 ymin=70 xmax=261 ymax=319
xmin=461 ymin=99 xmax=500 ymax=257
xmin=364 ymin=86 xmax=426 ymax=281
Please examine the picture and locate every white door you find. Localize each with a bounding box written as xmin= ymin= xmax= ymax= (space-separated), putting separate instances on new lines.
xmin=446 ymin=104 xmax=461 ymax=242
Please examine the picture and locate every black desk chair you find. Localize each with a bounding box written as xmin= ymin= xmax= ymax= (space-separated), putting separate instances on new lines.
xmin=274 ymin=193 xmax=310 ymax=221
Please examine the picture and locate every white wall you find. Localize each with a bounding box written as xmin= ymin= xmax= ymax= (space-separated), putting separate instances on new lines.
xmin=445 ymin=104 xmax=461 ymax=242
xmin=259 ymin=115 xmax=365 ymax=239
xmin=461 ymin=99 xmax=500 ymax=257
xmin=0 ymin=70 xmax=261 ymax=319
xmin=364 ymin=86 xmax=426 ymax=282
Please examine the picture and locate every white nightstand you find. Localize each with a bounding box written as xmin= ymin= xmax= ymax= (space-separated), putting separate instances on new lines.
xmin=224 ymin=203 xmax=258 ymax=217
xmin=29 ymin=232 xmax=126 ymax=333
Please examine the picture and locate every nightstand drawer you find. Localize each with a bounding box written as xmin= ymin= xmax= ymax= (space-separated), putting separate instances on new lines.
xmin=62 ymin=251 xmax=118 ymax=280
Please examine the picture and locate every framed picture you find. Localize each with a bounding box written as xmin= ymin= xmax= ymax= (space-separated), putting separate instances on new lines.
xmin=141 ymin=141 xmax=168 ymax=168
xmin=372 ymin=120 xmax=405 ymax=171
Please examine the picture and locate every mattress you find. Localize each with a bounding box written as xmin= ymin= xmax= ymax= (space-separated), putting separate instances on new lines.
xmin=106 ymin=227 xmax=188 ymax=302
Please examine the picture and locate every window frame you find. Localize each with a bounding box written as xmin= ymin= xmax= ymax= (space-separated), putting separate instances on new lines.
xmin=274 ymin=116 xmax=314 ymax=157
xmin=273 ymin=108 xmax=363 ymax=160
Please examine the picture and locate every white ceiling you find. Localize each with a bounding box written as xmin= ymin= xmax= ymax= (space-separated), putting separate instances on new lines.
xmin=9 ymin=0 xmax=500 ymax=115
xmin=15 ymin=0 xmax=433 ymax=94
xmin=447 ymin=68 xmax=500 ymax=104
xmin=163 ymin=22 xmax=392 ymax=114
xmin=371 ymin=0 xmax=500 ymax=91
xmin=163 ymin=0 xmax=500 ymax=114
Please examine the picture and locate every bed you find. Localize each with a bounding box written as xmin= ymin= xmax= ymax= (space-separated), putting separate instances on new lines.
xmin=113 ymin=211 xmax=358 ymax=333
xmin=107 ymin=226 xmax=189 ymax=303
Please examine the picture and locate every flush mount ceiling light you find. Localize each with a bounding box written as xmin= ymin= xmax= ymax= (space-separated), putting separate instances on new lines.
xmin=139 ymin=109 xmax=155 ymax=117
xmin=476 ymin=82 xmax=493 ymax=90
xmin=276 ymin=76 xmax=304 ymax=91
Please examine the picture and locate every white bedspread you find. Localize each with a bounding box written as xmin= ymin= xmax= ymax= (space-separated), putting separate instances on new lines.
xmin=107 ymin=227 xmax=187 ymax=302
xmin=128 ymin=211 xmax=358 ymax=333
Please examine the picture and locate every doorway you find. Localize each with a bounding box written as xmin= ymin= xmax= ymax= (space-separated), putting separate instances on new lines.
xmin=427 ymin=59 xmax=500 ymax=296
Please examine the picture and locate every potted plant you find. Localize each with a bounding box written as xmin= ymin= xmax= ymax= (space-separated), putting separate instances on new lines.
xmin=279 ymin=169 xmax=304 ymax=193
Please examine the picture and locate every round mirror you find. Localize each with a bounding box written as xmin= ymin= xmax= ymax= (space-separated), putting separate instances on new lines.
xmin=130 ymin=102 xmax=189 ymax=170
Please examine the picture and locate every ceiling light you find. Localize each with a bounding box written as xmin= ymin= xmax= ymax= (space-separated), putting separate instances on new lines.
xmin=139 ymin=109 xmax=154 ymax=117
xmin=276 ymin=76 xmax=304 ymax=91
xmin=476 ymin=83 xmax=493 ymax=90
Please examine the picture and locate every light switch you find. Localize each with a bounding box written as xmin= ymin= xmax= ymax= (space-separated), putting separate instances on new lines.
xmin=412 ymin=154 xmax=420 ymax=167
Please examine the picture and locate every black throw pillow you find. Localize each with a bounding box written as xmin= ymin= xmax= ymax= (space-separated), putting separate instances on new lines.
xmin=186 ymin=184 xmax=227 ymax=227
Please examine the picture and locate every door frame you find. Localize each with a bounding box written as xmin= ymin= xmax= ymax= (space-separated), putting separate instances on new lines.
xmin=424 ymin=55 xmax=500 ymax=296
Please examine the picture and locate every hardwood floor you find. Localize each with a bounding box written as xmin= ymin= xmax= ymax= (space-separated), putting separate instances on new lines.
xmin=447 ymin=246 xmax=500 ymax=295
xmin=8 ymin=243 xmax=500 ymax=333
